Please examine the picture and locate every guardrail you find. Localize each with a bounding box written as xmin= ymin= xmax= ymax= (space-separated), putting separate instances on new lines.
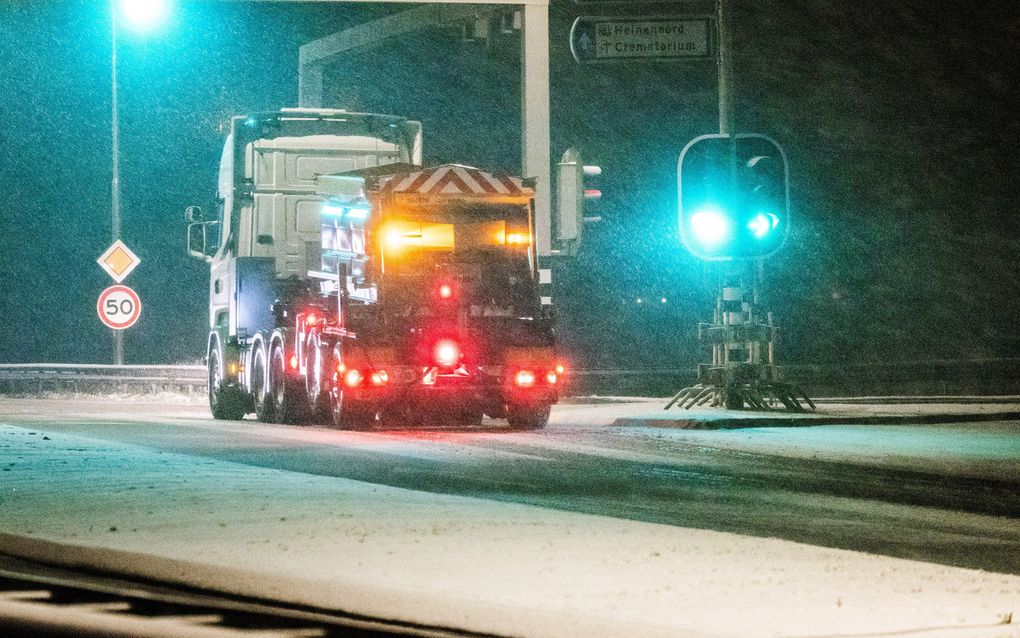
xmin=0 ymin=364 xmax=206 ymax=395
xmin=0 ymin=359 xmax=1017 ymax=398
xmin=568 ymin=358 xmax=1020 ymax=398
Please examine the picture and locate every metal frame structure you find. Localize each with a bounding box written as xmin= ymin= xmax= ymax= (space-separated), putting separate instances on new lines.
xmin=664 ymin=266 xmax=815 ymax=411
xmin=249 ymin=0 xmax=553 ymax=257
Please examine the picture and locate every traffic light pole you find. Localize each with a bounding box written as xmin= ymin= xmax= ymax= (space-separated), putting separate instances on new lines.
xmin=717 ymin=0 xmax=733 ymax=136
xmin=666 ymin=260 xmax=813 ymax=411
xmin=671 ymin=3 xmax=811 ymax=410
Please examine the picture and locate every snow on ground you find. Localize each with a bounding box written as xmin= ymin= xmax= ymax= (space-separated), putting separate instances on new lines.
xmin=555 ymin=400 xmax=1020 ymax=481
xmin=1 ymin=421 xmax=1018 ymax=638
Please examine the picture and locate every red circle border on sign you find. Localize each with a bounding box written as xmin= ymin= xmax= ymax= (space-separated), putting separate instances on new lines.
xmin=97 ymin=284 xmax=142 ymax=330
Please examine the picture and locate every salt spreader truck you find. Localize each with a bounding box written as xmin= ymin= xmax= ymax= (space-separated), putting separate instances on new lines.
xmin=186 ymin=108 xmax=560 ymax=429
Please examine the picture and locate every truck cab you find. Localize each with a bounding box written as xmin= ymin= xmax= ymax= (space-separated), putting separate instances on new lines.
xmin=187 ymin=109 xmax=421 ymax=420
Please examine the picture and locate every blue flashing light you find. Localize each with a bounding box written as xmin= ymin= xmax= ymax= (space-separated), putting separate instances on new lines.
xmin=690 ymin=205 xmax=731 ymax=246
xmin=117 ymin=0 xmax=170 ymax=32
xmin=322 ymin=203 xmax=371 ymax=221
xmin=344 ymin=206 xmax=370 ymax=221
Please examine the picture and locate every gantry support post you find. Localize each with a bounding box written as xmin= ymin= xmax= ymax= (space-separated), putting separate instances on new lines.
xmin=294 ymin=0 xmax=553 ymax=256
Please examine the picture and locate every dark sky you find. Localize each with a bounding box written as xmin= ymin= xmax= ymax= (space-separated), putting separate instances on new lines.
xmin=1 ymin=1 xmax=1018 ymax=369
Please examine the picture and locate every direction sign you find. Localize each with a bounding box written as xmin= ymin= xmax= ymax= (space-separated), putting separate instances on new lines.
xmin=570 ymin=16 xmax=713 ymax=63
xmin=97 ymin=239 xmax=141 ymax=283
xmin=97 ymin=285 xmax=142 ymax=330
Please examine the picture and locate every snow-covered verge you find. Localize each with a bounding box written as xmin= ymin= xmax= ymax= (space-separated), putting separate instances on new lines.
xmin=550 ymin=401 xmax=1020 ymax=482
xmin=0 ymin=424 xmax=1016 ymax=638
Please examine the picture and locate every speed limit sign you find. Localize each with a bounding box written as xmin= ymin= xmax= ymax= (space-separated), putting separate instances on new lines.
xmin=97 ymin=285 xmax=142 ymax=330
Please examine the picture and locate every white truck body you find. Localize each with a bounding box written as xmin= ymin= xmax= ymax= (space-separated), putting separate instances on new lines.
xmin=206 ymin=109 xmax=422 ymax=334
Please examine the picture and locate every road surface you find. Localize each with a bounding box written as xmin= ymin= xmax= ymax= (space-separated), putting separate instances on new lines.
xmin=1 ymin=396 xmax=1018 ymax=637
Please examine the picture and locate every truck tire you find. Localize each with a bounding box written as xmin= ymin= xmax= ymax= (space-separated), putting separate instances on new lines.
xmin=208 ymin=346 xmax=246 ymax=421
xmin=304 ymin=330 xmax=329 ymax=424
xmin=268 ymin=341 xmax=309 ymax=425
xmin=251 ymin=341 xmax=274 ymax=423
xmin=329 ymin=388 xmax=376 ymax=431
xmin=506 ymin=402 xmax=550 ymax=431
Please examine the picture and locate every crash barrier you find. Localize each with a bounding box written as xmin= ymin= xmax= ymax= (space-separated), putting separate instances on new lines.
xmin=569 ymin=358 xmax=1020 ymax=398
xmin=0 ymin=364 xmax=206 ymax=395
xmin=0 ymin=359 xmax=1017 ymax=398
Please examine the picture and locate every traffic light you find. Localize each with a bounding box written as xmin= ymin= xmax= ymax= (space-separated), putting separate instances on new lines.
xmin=678 ymin=134 xmax=790 ymax=260
xmin=557 ymin=147 xmax=601 ymax=248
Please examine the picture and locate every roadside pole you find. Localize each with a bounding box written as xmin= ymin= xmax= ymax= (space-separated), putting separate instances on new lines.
xmin=111 ymin=10 xmax=123 ymax=365
xmin=717 ymin=0 xmax=732 ymax=136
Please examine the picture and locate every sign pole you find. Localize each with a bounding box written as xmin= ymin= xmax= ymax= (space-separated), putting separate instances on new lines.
xmin=97 ymin=238 xmax=141 ymax=365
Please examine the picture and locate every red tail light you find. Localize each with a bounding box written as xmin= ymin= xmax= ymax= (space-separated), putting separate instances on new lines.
xmin=438 ymin=283 xmax=453 ymax=300
xmin=555 ymin=363 xmax=566 ymax=375
xmin=546 ymin=372 xmax=558 ymax=385
xmin=370 ymin=370 xmax=389 ymax=386
xmin=515 ymin=369 xmax=536 ymax=388
xmin=289 ymin=354 xmax=299 ymax=370
xmin=344 ymin=369 xmax=363 ymax=387
xmin=434 ymin=340 xmax=460 ymax=368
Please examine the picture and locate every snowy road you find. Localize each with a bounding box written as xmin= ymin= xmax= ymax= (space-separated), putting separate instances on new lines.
xmin=3 ymin=397 xmax=1017 ymax=572
xmin=2 ymin=397 xmax=1019 ymax=637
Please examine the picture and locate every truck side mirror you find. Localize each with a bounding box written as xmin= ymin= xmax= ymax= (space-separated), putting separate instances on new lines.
xmin=187 ymin=221 xmax=217 ymax=263
xmin=185 ymin=205 xmax=205 ymax=223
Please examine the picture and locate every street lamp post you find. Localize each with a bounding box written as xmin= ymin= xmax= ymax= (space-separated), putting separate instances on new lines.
xmin=111 ymin=10 xmax=122 ymax=364
xmin=109 ymin=0 xmax=169 ymax=365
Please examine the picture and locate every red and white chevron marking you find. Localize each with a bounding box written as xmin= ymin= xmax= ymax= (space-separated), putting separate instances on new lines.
xmin=380 ymin=165 xmax=529 ymax=197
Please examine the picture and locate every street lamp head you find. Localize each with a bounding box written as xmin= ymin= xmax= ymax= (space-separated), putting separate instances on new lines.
xmin=116 ymin=0 xmax=170 ymax=32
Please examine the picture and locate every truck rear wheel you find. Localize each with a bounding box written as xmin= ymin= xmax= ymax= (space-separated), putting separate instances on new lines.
xmin=329 ymin=388 xmax=376 ymax=431
xmin=506 ymin=402 xmax=550 ymax=431
xmin=268 ymin=342 xmax=309 ymax=425
xmin=304 ymin=330 xmax=330 ymax=425
xmin=208 ymin=346 xmax=246 ymax=421
xmin=251 ymin=341 xmax=274 ymax=423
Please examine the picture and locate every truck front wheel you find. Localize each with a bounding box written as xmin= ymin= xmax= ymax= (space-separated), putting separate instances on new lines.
xmin=208 ymin=346 xmax=246 ymax=421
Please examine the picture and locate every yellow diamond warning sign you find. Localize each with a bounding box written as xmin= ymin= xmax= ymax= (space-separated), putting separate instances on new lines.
xmin=97 ymin=239 xmax=140 ymax=283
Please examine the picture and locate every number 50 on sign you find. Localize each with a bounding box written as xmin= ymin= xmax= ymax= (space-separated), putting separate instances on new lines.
xmin=97 ymin=285 xmax=142 ymax=330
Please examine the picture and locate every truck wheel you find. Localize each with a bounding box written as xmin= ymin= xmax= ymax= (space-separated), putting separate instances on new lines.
xmin=506 ymin=402 xmax=550 ymax=431
xmin=329 ymin=388 xmax=375 ymax=431
xmin=251 ymin=341 xmax=274 ymax=423
xmin=268 ymin=342 xmax=309 ymax=425
xmin=208 ymin=347 xmax=246 ymax=421
xmin=304 ymin=330 xmax=329 ymax=424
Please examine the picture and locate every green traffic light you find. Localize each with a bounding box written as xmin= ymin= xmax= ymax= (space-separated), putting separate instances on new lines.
xmin=679 ymin=134 xmax=790 ymax=260
xmin=748 ymin=212 xmax=780 ymax=239
xmin=690 ymin=205 xmax=731 ymax=247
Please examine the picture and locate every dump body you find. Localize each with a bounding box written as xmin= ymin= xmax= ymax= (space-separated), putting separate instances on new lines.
xmin=316 ymin=165 xmax=560 ymax=428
